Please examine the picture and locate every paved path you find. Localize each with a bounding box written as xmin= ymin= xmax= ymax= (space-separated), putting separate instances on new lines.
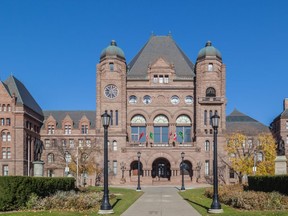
xmin=121 ymin=187 xmax=201 ymax=216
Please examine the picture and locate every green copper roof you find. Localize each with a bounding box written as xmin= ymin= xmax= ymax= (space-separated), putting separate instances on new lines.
xmin=197 ymin=41 xmax=222 ymax=60
xmin=100 ymin=40 xmax=125 ymax=60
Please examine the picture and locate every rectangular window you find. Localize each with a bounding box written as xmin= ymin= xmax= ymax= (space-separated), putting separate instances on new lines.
xmin=229 ymin=168 xmax=235 ymax=178
xmin=6 ymin=118 xmax=10 ymax=126
xmin=208 ymin=63 xmax=213 ymax=71
xmin=81 ymin=125 xmax=88 ymax=134
xmin=164 ymin=75 xmax=169 ymax=83
xmin=154 ymin=126 xmax=168 ymax=143
xmin=159 ymin=75 xmax=164 ymax=83
xmin=47 ymin=169 xmax=54 ymax=177
xmin=7 ymin=147 xmax=11 ymax=159
xmin=115 ymin=110 xmax=118 ymax=126
xmin=109 ymin=63 xmax=114 ymax=72
xmin=69 ymin=139 xmax=74 ymax=148
xmin=247 ymin=139 xmax=253 ymax=149
xmin=86 ymin=139 xmax=91 ymax=147
xmin=2 ymin=148 xmax=6 ymax=159
xmin=204 ymin=110 xmax=207 ymax=126
xmin=113 ymin=160 xmax=117 ymax=175
xmin=205 ymin=160 xmax=210 ymax=176
xmin=62 ymin=139 xmax=66 ymax=147
xmin=0 ymin=118 xmax=4 ymax=126
xmin=131 ymin=126 xmax=146 ymax=142
xmin=153 ymin=75 xmax=158 ymax=83
xmin=45 ymin=139 xmax=51 ymax=148
xmin=176 ymin=126 xmax=192 ymax=143
xmin=78 ymin=139 xmax=83 ymax=147
xmin=3 ymin=165 xmax=8 ymax=176
xmin=205 ymin=141 xmax=210 ymax=151
xmin=110 ymin=110 xmax=113 ymax=125
xmin=48 ymin=125 xmax=55 ymax=134
xmin=64 ymin=125 xmax=71 ymax=134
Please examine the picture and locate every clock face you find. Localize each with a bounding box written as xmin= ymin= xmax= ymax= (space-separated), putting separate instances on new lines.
xmin=185 ymin=96 xmax=193 ymax=104
xmin=143 ymin=95 xmax=152 ymax=104
xmin=129 ymin=95 xmax=137 ymax=104
xmin=171 ymin=95 xmax=180 ymax=105
xmin=104 ymin=84 xmax=118 ymax=99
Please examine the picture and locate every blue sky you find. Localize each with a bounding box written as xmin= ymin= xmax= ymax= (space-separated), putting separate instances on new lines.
xmin=0 ymin=0 xmax=287 ymax=126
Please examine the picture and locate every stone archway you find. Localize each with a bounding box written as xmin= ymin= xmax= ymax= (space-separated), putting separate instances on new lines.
xmin=152 ymin=157 xmax=171 ymax=180
xmin=181 ymin=160 xmax=193 ymax=180
xmin=129 ymin=160 xmax=143 ymax=177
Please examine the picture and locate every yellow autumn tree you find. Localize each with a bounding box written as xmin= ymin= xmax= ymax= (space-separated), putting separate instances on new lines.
xmin=225 ymin=132 xmax=276 ymax=184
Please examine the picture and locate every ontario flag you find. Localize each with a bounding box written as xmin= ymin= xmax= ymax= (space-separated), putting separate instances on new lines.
xmin=173 ymin=132 xmax=177 ymax=141
xmin=139 ymin=132 xmax=145 ymax=141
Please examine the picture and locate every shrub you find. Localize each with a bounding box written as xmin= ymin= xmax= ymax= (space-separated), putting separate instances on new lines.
xmin=0 ymin=176 xmax=75 ymax=211
xmin=26 ymin=190 xmax=104 ymax=211
xmin=205 ymin=185 xmax=288 ymax=210
xmin=248 ymin=175 xmax=288 ymax=195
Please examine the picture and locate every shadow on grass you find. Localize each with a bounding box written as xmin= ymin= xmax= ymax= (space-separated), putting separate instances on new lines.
xmin=184 ymin=198 xmax=209 ymax=211
xmin=112 ymin=198 xmax=121 ymax=208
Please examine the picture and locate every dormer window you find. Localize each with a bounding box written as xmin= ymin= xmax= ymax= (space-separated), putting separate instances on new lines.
xmin=164 ymin=75 xmax=169 ymax=83
xmin=64 ymin=124 xmax=71 ymax=135
xmin=153 ymin=75 xmax=158 ymax=83
xmin=81 ymin=125 xmax=88 ymax=134
xmin=159 ymin=75 xmax=164 ymax=83
xmin=208 ymin=63 xmax=213 ymax=71
xmin=48 ymin=125 xmax=55 ymax=134
xmin=109 ymin=63 xmax=114 ymax=72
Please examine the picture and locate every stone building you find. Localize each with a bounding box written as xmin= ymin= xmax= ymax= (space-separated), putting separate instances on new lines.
xmin=270 ymin=99 xmax=288 ymax=154
xmin=0 ymin=76 xmax=43 ymax=176
xmin=1 ymin=35 xmax=274 ymax=186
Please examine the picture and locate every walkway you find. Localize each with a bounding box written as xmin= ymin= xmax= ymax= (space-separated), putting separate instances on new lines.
xmin=121 ymin=186 xmax=202 ymax=216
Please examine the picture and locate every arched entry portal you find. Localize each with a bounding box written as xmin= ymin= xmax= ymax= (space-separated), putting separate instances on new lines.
xmin=152 ymin=158 xmax=171 ymax=180
xmin=129 ymin=160 xmax=143 ymax=176
xmin=181 ymin=160 xmax=193 ymax=180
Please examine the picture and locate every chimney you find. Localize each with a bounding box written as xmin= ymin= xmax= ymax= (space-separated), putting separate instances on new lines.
xmin=284 ymin=98 xmax=288 ymax=110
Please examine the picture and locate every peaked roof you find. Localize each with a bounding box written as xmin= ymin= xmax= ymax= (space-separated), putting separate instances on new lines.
xmin=127 ymin=35 xmax=195 ymax=79
xmin=226 ymin=109 xmax=269 ymax=135
xmin=3 ymin=75 xmax=43 ymax=116
xmin=43 ymin=110 xmax=96 ymax=129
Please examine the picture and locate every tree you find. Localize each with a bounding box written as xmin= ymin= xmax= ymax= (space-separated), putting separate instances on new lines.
xmin=223 ymin=132 xmax=276 ymax=184
xmin=55 ymin=139 xmax=102 ymax=186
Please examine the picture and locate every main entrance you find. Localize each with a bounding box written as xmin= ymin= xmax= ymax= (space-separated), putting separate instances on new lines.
xmin=152 ymin=157 xmax=171 ymax=180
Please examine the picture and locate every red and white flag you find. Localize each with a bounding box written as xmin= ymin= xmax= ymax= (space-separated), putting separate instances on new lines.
xmin=173 ymin=132 xmax=177 ymax=141
xmin=139 ymin=132 xmax=144 ymax=141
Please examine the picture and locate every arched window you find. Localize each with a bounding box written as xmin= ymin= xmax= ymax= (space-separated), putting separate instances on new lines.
xmin=47 ymin=153 xmax=54 ymax=163
xmin=131 ymin=115 xmax=146 ymax=143
xmin=154 ymin=115 xmax=169 ymax=143
xmin=257 ymin=152 xmax=263 ymax=162
xmin=205 ymin=140 xmax=210 ymax=151
xmin=7 ymin=132 xmax=11 ymax=142
xmin=2 ymin=132 xmax=6 ymax=142
xmin=2 ymin=105 xmax=6 ymax=112
xmin=206 ymin=87 xmax=216 ymax=97
xmin=176 ymin=115 xmax=192 ymax=143
xmin=7 ymin=104 xmax=11 ymax=112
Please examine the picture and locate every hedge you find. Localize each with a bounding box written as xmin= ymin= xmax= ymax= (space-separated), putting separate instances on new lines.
xmin=248 ymin=175 xmax=288 ymax=195
xmin=0 ymin=176 xmax=75 ymax=211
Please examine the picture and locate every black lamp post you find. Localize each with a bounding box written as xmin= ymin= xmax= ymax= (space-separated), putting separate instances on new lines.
xmin=136 ymin=151 xmax=141 ymax=191
xmin=181 ymin=152 xmax=185 ymax=191
xmin=208 ymin=114 xmax=223 ymax=213
xmin=98 ymin=110 xmax=113 ymax=214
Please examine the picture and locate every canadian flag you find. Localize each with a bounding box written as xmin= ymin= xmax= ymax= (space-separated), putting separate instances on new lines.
xmin=173 ymin=133 xmax=177 ymax=141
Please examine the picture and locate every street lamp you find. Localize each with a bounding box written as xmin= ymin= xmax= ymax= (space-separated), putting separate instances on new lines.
xmin=98 ymin=110 xmax=113 ymax=214
xmin=180 ymin=152 xmax=185 ymax=191
xmin=136 ymin=151 xmax=141 ymax=191
xmin=208 ymin=114 xmax=223 ymax=213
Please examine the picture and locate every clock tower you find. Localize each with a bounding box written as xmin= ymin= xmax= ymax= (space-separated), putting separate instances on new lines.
xmin=96 ymin=40 xmax=127 ymax=164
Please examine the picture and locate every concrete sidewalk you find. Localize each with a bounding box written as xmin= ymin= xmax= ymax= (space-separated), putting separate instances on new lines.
xmin=121 ymin=186 xmax=201 ymax=216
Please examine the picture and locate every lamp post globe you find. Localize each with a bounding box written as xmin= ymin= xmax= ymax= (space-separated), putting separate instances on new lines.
xmin=136 ymin=151 xmax=141 ymax=191
xmin=208 ymin=114 xmax=223 ymax=213
xmin=98 ymin=110 xmax=114 ymax=214
xmin=181 ymin=152 xmax=185 ymax=191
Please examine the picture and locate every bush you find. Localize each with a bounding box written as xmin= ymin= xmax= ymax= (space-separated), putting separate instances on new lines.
xmin=26 ymin=190 xmax=104 ymax=211
xmin=0 ymin=176 xmax=75 ymax=211
xmin=248 ymin=175 xmax=288 ymax=195
xmin=205 ymin=185 xmax=288 ymax=210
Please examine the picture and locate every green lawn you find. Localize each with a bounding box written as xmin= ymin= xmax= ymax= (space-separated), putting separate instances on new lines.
xmin=180 ymin=188 xmax=288 ymax=216
xmin=1 ymin=187 xmax=143 ymax=216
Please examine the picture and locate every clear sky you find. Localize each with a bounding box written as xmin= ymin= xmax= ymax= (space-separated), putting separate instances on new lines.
xmin=1 ymin=0 xmax=287 ymax=126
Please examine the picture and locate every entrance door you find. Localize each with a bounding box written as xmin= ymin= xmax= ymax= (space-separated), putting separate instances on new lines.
xmin=152 ymin=158 xmax=171 ymax=180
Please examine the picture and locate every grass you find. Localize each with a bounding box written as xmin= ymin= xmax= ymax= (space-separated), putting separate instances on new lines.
xmin=1 ymin=187 xmax=143 ymax=216
xmin=180 ymin=188 xmax=288 ymax=216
